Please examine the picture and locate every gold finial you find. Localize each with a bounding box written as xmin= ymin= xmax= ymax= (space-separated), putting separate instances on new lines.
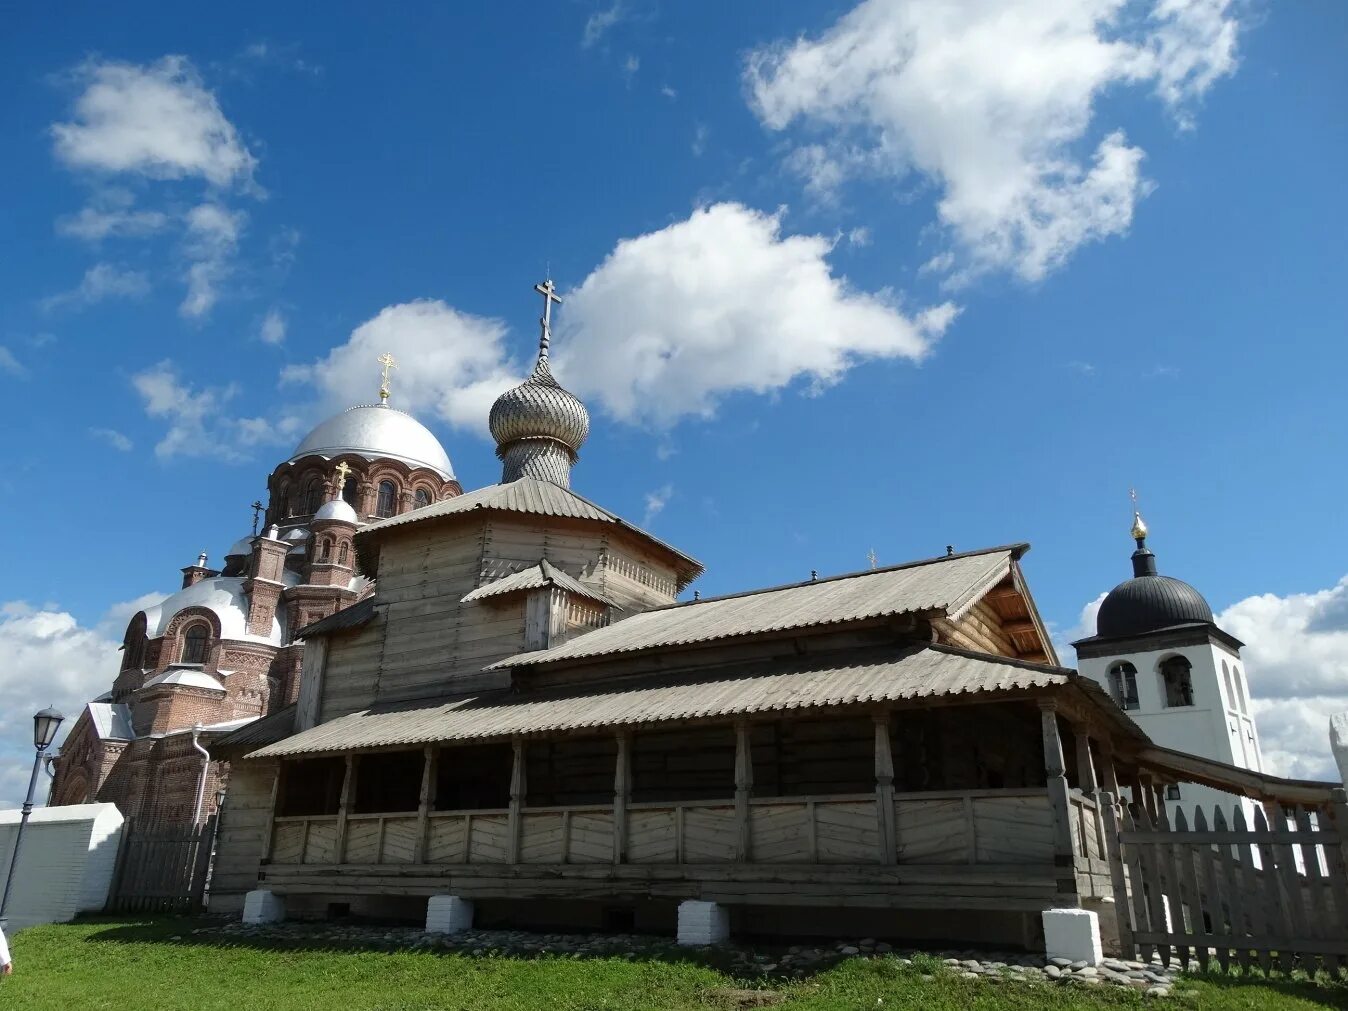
xmin=867 ymin=547 xmax=878 ymax=570
xmin=377 ymin=352 xmax=397 ymax=403
xmin=1129 ymin=487 xmax=1148 ymax=541
xmin=334 ymin=460 xmax=353 ymax=492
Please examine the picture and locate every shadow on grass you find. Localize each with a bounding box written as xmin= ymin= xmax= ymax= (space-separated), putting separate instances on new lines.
xmin=72 ymin=914 xmax=827 ymax=984
xmin=1181 ymin=964 xmax=1348 ymax=1010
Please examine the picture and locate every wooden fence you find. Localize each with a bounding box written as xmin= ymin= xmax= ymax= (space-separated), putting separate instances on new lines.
xmin=105 ymin=816 xmax=218 ymax=914
xmin=1104 ymin=791 xmax=1348 ymax=975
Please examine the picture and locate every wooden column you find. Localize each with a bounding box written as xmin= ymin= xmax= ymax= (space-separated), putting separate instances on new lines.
xmin=613 ymin=731 xmax=631 ymax=864
xmin=507 ymin=738 xmax=526 ymax=864
xmin=1138 ymin=773 xmax=1158 ymax=821
xmin=334 ymin=754 xmax=357 ymax=864
xmin=1098 ymin=740 xmax=1121 ymax=798
xmin=260 ymin=760 xmax=284 ymax=862
xmin=1099 ymin=791 xmax=1136 ymax=958
xmin=734 ymin=722 xmax=753 ymax=863
xmin=1039 ymin=700 xmax=1077 ymax=869
xmin=873 ymin=712 xmax=897 ymax=864
xmin=412 ymin=745 xmax=436 ymax=864
xmin=1075 ymin=732 xmax=1099 ymax=799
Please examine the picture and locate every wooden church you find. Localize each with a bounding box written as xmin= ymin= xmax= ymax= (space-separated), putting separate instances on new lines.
xmin=212 ymin=281 xmax=1334 ymax=949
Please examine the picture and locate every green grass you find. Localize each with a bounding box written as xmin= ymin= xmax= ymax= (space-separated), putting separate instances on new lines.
xmin=2 ymin=918 xmax=1346 ymax=1011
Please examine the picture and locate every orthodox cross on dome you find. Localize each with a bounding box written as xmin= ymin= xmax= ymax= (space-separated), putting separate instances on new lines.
xmin=250 ymin=500 xmax=265 ymax=535
xmin=377 ymin=352 xmax=397 ymax=403
xmin=1129 ymin=487 xmax=1148 ymax=542
xmin=334 ymin=460 xmax=354 ymax=495
xmin=867 ymin=547 xmax=878 ymax=570
xmin=534 ymin=278 xmax=562 ymax=360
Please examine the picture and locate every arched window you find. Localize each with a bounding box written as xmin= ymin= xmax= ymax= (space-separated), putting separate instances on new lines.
xmin=1221 ymin=661 xmax=1237 ymax=712
xmin=303 ymin=479 xmax=323 ymax=515
xmin=1160 ymin=656 xmax=1195 ymax=707
xmin=342 ymin=476 xmax=359 ymax=506
xmin=338 ymin=542 xmax=349 ymax=565
xmin=123 ymin=615 xmax=146 ymax=670
xmin=1109 ymin=662 xmax=1139 ymax=710
xmin=181 ymin=623 xmax=209 ymax=664
xmin=377 ymin=480 xmax=398 ymax=518
xmin=320 ymin=538 xmax=333 ymax=562
xmin=1232 ymin=665 xmax=1248 ymax=714
xmin=414 ymin=487 xmax=433 ymax=509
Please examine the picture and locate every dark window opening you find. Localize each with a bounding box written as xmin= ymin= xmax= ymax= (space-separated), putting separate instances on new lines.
xmin=277 ymin=492 xmax=290 ymax=518
xmin=1165 ymin=784 xmax=1182 ymax=801
xmin=279 ymin=757 xmax=345 ymax=816
xmin=353 ymin=751 xmax=424 ymax=813
xmin=750 ymin=718 xmax=873 ymax=799
xmin=338 ymin=542 xmax=349 ymax=565
xmin=377 ymin=480 xmax=398 ymax=518
xmin=631 ymin=726 xmax=735 ymax=803
xmin=342 ymin=477 xmax=359 ymax=506
xmin=414 ymin=487 xmax=433 ymax=509
xmin=1110 ymin=662 xmax=1140 ymax=710
xmin=1161 ymin=656 xmax=1195 ymax=707
xmin=526 ymin=737 xmax=615 ymax=807
xmin=320 ymin=538 xmax=333 ymax=562
xmin=434 ymin=743 xmax=512 ymax=810
xmin=303 ymin=479 xmax=323 ymax=515
xmin=180 ymin=623 xmax=209 ymax=664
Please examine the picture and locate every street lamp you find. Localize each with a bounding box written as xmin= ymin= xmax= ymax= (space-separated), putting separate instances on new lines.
xmin=0 ymin=707 xmax=65 ymax=930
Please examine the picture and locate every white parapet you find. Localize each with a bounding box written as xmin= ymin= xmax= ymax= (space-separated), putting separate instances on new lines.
xmin=426 ymin=895 xmax=475 ymax=934
xmin=676 ymin=900 xmax=730 ymax=946
xmin=1042 ymin=907 xmax=1102 ymax=966
xmin=242 ymin=889 xmax=287 ymax=925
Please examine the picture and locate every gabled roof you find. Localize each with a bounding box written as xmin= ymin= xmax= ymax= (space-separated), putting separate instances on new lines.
xmin=461 ymin=559 xmax=614 ymax=606
xmin=488 ymin=545 xmax=1025 ymax=672
xmin=250 ymin=643 xmax=1117 ymax=759
xmin=295 ymin=597 xmax=377 ymax=640
xmin=355 ymin=478 xmax=703 ymax=588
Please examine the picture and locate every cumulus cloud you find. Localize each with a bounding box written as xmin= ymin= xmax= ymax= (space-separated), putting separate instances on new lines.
xmin=745 ymin=0 xmax=1242 ymax=282
xmin=180 ymin=202 xmax=246 ymax=318
xmin=642 ymin=484 xmax=673 ymax=526
xmin=0 ymin=347 xmax=26 ymax=378
xmin=281 ymin=300 xmax=523 ymax=435
xmin=51 ymin=55 xmax=257 ymax=187
xmin=132 ymin=359 xmax=300 ymax=460
xmin=42 ymin=262 xmax=151 ymax=311
xmin=89 ymin=427 xmax=134 ymax=452
xmin=56 ymin=190 xmax=170 ymax=242
xmin=555 ymin=202 xmax=957 ymax=426
xmin=583 ymin=0 xmax=629 ymax=48
xmin=258 ymin=307 xmax=287 ymax=345
xmin=0 ymin=593 xmax=164 ymax=807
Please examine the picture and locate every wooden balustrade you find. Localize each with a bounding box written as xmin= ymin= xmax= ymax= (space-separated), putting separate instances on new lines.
xmin=269 ymin=788 xmax=1058 ymax=868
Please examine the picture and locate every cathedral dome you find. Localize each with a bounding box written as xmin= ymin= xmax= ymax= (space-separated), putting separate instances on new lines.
xmin=225 ymin=536 xmax=254 ymax=560
xmin=489 ymin=358 xmax=590 ymax=453
xmin=1096 ymin=574 xmax=1214 ymax=638
xmin=288 ymin=404 xmax=454 ymax=478
xmin=1094 ymin=510 xmax=1214 ymax=638
xmin=314 ymin=498 xmax=359 ymax=524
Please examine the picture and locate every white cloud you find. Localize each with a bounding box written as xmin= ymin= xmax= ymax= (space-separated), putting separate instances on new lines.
xmin=51 ymin=56 xmax=257 ymax=188
xmin=131 ymin=359 xmax=299 ymax=460
xmin=845 ymin=226 xmax=871 ymax=248
xmin=622 ymin=54 xmax=640 ymax=85
xmin=258 ymin=307 xmax=287 ymax=345
xmin=1051 ymin=591 xmax=1107 ymax=663
xmin=42 ymin=262 xmax=151 ymax=311
xmin=555 ymin=202 xmax=957 ymax=426
xmin=282 ymin=300 xmax=523 ymax=436
xmin=0 ymin=347 xmax=26 ymax=378
xmin=180 ymin=202 xmax=246 ymax=319
xmin=583 ymin=0 xmax=628 ymax=48
xmin=56 ymin=198 xmax=170 ymax=242
xmin=0 ymin=594 xmax=163 ymax=807
xmin=89 ymin=427 xmax=133 ymax=452
xmin=642 ymin=484 xmax=673 ymax=526
xmin=745 ymin=0 xmax=1243 ymax=282
xmin=691 ymin=122 xmax=708 ymax=157
xmin=660 ymin=85 xmax=678 ymax=100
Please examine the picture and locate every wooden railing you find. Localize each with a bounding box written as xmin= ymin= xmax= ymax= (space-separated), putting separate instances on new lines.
xmin=268 ymin=789 xmax=1057 ymax=867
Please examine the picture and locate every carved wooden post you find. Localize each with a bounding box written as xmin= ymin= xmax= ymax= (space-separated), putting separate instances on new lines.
xmin=1040 ymin=700 xmax=1077 ymax=873
xmin=873 ymin=712 xmax=897 ymax=864
xmin=1076 ymin=732 xmax=1099 ymax=798
xmin=734 ymin=722 xmax=753 ymax=863
xmin=508 ymin=738 xmax=526 ymax=864
xmin=1098 ymin=739 xmax=1121 ymax=798
xmin=412 ymin=745 xmax=436 ymax=864
xmin=335 ymin=754 xmax=357 ymax=864
xmin=1099 ymin=791 xmax=1136 ymax=958
xmin=613 ymin=731 xmax=631 ymax=864
xmin=260 ymin=760 xmax=283 ymax=862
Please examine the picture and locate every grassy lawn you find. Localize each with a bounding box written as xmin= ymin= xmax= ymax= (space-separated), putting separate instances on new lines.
xmin=2 ymin=918 xmax=1346 ymax=1011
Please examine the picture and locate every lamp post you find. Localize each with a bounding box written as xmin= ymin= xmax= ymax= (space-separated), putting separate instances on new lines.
xmin=1 ymin=707 xmax=65 ymax=930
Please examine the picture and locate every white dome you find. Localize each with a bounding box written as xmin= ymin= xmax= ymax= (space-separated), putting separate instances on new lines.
xmin=143 ymin=668 xmax=226 ymax=692
xmin=288 ymin=404 xmax=454 ymax=478
xmin=226 ymin=536 xmax=255 ymax=558
xmin=140 ymin=573 xmax=298 ymax=647
xmin=315 ymin=498 xmax=359 ymax=524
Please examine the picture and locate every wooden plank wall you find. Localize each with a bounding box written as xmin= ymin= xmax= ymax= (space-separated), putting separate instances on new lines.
xmin=210 ymin=759 xmax=278 ymax=907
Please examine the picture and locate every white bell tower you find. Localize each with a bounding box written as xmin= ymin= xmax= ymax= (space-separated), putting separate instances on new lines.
xmin=1072 ymin=509 xmax=1265 ymax=821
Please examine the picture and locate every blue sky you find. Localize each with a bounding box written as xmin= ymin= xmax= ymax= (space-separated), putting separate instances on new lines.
xmin=2 ymin=0 xmax=1346 ymax=800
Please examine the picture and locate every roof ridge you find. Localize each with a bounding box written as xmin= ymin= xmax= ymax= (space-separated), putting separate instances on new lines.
xmin=924 ymin=641 xmax=1076 ymax=676
xmin=637 ymin=543 xmax=1028 ymax=614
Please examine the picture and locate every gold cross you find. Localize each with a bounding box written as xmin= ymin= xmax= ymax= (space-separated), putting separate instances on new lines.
xmin=377 ymin=352 xmax=397 ymax=403
xmin=334 ymin=461 xmax=353 ymax=489
xmin=867 ymin=547 xmax=878 ymax=570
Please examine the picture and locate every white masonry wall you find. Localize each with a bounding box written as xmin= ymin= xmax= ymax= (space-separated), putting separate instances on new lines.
xmin=0 ymin=803 xmax=124 ymax=931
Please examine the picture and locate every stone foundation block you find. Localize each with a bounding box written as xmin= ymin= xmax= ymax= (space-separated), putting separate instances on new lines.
xmin=677 ymin=900 xmax=730 ymax=946
xmin=426 ymin=895 xmax=474 ymax=934
xmin=1042 ymin=907 xmax=1102 ymax=966
xmin=242 ymin=889 xmax=286 ymax=925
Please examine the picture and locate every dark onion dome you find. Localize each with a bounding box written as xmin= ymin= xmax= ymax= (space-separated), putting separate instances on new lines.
xmin=488 ymin=356 xmax=590 ymax=453
xmin=1094 ymin=511 xmax=1214 ymax=638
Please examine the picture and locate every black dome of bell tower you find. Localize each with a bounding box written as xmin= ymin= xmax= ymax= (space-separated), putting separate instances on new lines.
xmin=1093 ymin=511 xmax=1214 ymax=639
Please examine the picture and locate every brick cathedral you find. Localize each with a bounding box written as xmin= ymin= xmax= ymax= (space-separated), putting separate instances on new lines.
xmin=48 ymin=366 xmax=462 ymax=825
